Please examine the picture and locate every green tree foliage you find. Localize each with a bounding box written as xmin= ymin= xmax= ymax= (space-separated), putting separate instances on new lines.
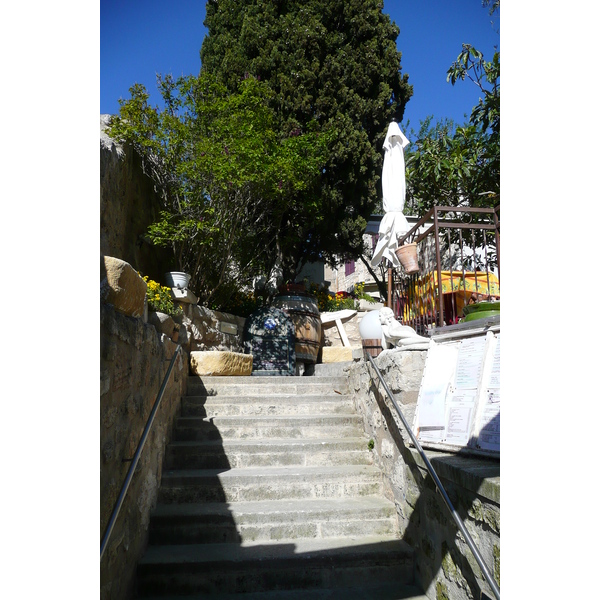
xmin=108 ymin=74 xmax=329 ymax=306
xmin=404 ymin=2 xmax=499 ymax=216
xmin=200 ymin=0 xmax=413 ymax=276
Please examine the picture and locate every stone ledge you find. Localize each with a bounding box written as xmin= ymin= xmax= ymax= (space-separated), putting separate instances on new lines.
xmin=190 ymin=351 xmax=253 ymax=376
xmin=321 ymin=346 xmax=362 ymax=363
xmin=171 ymin=287 xmax=198 ymax=304
xmin=429 ymin=315 xmax=500 ymax=342
xmin=408 ymin=447 xmax=500 ymax=505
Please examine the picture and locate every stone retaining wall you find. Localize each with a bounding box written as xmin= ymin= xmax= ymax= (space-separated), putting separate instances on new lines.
xmin=348 ymin=350 xmax=500 ymax=600
xmin=100 ymin=115 xmax=173 ymax=283
xmin=177 ymin=303 xmax=246 ymax=355
xmin=100 ymin=303 xmax=188 ymax=600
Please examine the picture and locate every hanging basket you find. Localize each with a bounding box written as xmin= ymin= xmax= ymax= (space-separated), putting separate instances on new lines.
xmin=395 ymin=243 xmax=419 ymax=274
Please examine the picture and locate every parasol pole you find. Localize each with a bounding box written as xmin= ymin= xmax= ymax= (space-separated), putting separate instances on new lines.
xmin=387 ymin=264 xmax=392 ymax=308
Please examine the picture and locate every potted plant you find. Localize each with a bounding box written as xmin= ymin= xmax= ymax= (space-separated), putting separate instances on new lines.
xmin=395 ymin=243 xmax=419 ymax=274
xmin=462 ymin=297 xmax=500 ymax=322
xmin=164 ymin=271 xmax=191 ymax=290
xmin=141 ymin=274 xmax=185 ymax=341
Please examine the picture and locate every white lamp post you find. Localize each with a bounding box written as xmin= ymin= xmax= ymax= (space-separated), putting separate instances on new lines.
xmin=359 ymin=309 xmax=383 ymax=357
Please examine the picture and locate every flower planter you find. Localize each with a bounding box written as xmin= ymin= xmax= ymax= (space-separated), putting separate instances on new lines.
xmin=462 ymin=300 xmax=500 ymax=322
xmin=395 ymin=243 xmax=419 ymax=274
xmin=164 ymin=271 xmax=191 ymax=290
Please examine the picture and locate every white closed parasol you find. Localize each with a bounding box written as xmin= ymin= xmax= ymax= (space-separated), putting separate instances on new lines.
xmin=371 ymin=121 xmax=410 ymax=269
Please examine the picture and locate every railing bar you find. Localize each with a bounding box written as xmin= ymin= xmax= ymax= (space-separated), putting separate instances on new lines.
xmin=483 ymin=231 xmax=492 ymax=298
xmin=398 ymin=208 xmax=496 ymax=247
xmin=405 ymin=277 xmax=411 ymax=329
xmin=411 ymin=274 xmax=418 ymax=331
xmin=435 ymin=223 xmax=497 ymax=231
xmin=426 ymin=240 xmax=434 ymax=331
xmin=447 ymin=229 xmax=456 ymax=325
xmin=434 ymin=207 xmax=443 ymax=328
xmin=365 ymin=354 xmax=500 ymax=600
xmin=408 ymin=224 xmax=435 ymax=246
xmin=419 ymin=270 xmax=425 ymax=335
xmin=425 ymin=241 xmax=433 ymax=333
xmin=471 ymin=229 xmax=479 ymax=297
xmin=386 ymin=259 xmax=394 ymax=310
xmin=429 ymin=205 xmax=496 ymax=215
xmin=432 ymin=237 xmax=439 ymax=327
xmin=390 ymin=266 xmax=395 ymax=315
xmin=398 ymin=276 xmax=403 ymax=324
xmin=421 ymin=242 xmax=427 ymax=332
xmin=100 ymin=345 xmax=182 ymax=561
xmin=409 ymin=223 xmax=496 ymax=249
xmin=493 ymin=207 xmax=500 ymax=284
xmin=413 ymin=271 xmax=419 ymax=333
xmin=398 ymin=207 xmax=436 ymax=246
xmin=458 ymin=228 xmax=467 ymax=304
xmin=391 ymin=269 xmax=396 ymax=315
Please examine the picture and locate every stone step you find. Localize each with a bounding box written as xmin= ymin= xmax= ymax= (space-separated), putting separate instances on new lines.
xmin=135 ymin=370 xmax=427 ymax=598
xmin=172 ymin=414 xmax=364 ymax=441
xmin=158 ymin=465 xmax=385 ymax=504
xmin=181 ymin=394 xmax=355 ymax=417
xmin=165 ymin=438 xmax=374 ymax=469
xmin=140 ymin=582 xmax=428 ymax=600
xmin=136 ymin=536 xmax=415 ymax=597
xmin=187 ymin=376 xmax=350 ymax=398
xmin=149 ymin=496 xmax=399 ymax=545
xmin=312 ymin=361 xmax=355 ymax=377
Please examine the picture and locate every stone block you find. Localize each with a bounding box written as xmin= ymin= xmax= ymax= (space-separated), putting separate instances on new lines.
xmin=321 ymin=346 xmax=357 ymax=363
xmin=148 ymin=311 xmax=177 ymax=338
xmin=101 ymin=256 xmax=146 ymax=318
xmin=190 ymin=351 xmax=253 ymax=376
xmin=171 ymin=287 xmax=198 ymax=304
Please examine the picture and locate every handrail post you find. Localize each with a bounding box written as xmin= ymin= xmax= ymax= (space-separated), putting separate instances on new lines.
xmin=365 ymin=353 xmax=500 ymax=600
xmin=100 ymin=344 xmax=182 ymax=561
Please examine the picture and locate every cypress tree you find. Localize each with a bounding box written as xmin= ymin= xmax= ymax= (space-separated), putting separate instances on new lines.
xmin=200 ymin=0 xmax=412 ymax=279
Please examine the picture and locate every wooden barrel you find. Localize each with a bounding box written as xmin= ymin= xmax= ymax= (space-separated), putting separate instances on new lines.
xmin=272 ymin=293 xmax=322 ymax=364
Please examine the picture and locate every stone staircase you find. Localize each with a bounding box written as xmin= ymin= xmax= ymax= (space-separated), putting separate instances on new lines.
xmin=135 ymin=375 xmax=427 ymax=599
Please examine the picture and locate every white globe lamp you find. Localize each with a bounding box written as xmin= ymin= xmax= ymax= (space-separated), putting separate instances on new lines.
xmin=359 ymin=309 xmax=382 ymax=340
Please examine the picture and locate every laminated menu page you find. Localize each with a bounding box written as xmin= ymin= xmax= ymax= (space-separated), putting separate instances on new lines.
xmin=414 ymin=341 xmax=460 ymax=443
xmin=413 ymin=331 xmax=500 ymax=455
xmin=473 ymin=334 xmax=500 ymax=452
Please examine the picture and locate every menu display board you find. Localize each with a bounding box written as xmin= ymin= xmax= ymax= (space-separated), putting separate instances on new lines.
xmin=413 ymin=332 xmax=500 ymax=456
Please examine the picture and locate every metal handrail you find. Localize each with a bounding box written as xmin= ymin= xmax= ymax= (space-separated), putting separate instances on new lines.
xmin=100 ymin=344 xmax=182 ymax=561
xmin=365 ymin=352 xmax=500 ymax=600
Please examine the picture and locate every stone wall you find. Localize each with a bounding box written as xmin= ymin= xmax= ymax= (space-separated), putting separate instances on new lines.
xmin=178 ymin=303 xmax=246 ymax=354
xmin=348 ymin=350 xmax=500 ymax=600
xmin=100 ymin=303 xmax=188 ymax=600
xmin=100 ymin=115 xmax=174 ymax=283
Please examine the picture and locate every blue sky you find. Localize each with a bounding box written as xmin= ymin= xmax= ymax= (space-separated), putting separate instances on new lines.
xmin=101 ymin=0 xmax=499 ymax=137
